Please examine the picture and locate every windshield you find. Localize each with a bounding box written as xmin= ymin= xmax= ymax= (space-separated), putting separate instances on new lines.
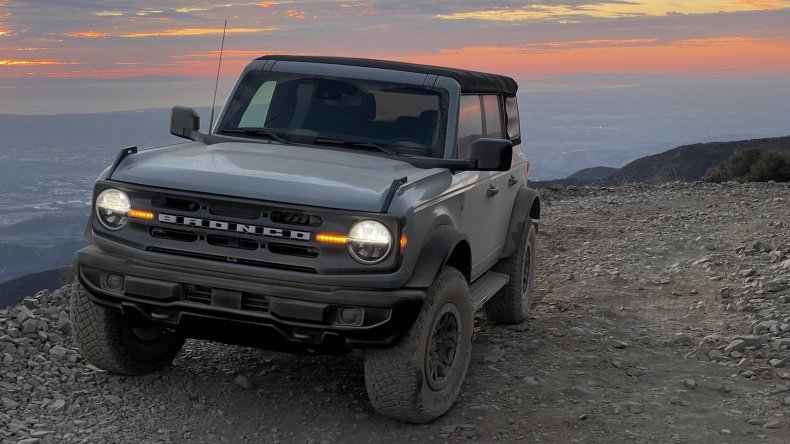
xmin=217 ymin=72 xmax=448 ymax=158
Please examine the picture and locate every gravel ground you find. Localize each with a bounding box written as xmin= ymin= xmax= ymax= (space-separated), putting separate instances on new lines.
xmin=2 ymin=181 xmax=789 ymax=443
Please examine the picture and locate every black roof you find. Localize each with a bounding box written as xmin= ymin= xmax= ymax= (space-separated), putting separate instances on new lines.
xmin=255 ymin=55 xmax=518 ymax=95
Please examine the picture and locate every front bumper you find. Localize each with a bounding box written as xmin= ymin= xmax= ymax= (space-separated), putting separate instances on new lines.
xmin=76 ymin=245 xmax=425 ymax=353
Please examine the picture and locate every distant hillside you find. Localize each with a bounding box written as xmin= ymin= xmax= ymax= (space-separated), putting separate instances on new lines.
xmin=0 ymin=268 xmax=64 ymax=308
xmin=532 ymin=135 xmax=790 ymax=188
xmin=566 ymin=166 xmax=618 ymax=181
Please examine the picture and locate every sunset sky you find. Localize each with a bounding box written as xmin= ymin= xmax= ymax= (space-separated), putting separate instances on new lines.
xmin=2 ymin=0 xmax=790 ymax=80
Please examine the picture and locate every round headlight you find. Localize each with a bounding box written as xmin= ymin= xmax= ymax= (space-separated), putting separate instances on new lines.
xmin=347 ymin=220 xmax=392 ymax=264
xmin=96 ymin=188 xmax=130 ymax=230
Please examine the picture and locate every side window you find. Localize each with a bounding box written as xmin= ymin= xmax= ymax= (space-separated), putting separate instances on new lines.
xmin=482 ymin=95 xmax=503 ymax=139
xmin=505 ymin=96 xmax=521 ymax=142
xmin=238 ymin=81 xmax=277 ymax=128
xmin=457 ymin=95 xmax=483 ymax=159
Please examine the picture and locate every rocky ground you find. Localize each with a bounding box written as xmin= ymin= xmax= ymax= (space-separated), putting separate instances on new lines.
xmin=1 ymin=181 xmax=789 ymax=444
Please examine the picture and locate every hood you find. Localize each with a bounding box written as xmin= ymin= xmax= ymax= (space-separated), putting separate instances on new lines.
xmin=110 ymin=141 xmax=434 ymax=212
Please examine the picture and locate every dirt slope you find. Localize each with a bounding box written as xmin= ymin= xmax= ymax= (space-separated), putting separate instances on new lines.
xmin=2 ymin=182 xmax=789 ymax=444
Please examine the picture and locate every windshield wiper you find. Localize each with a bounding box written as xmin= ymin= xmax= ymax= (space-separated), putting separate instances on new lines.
xmin=220 ymin=128 xmax=289 ymax=144
xmin=311 ymin=138 xmax=397 ymax=155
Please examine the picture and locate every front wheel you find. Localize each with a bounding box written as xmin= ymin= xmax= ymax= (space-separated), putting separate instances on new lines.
xmin=71 ymin=283 xmax=185 ymax=375
xmin=364 ymin=266 xmax=473 ymax=423
xmin=485 ymin=219 xmax=537 ymax=324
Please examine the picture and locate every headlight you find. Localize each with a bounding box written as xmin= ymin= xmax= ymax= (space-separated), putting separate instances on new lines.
xmin=96 ymin=188 xmax=130 ymax=230
xmin=347 ymin=220 xmax=392 ymax=264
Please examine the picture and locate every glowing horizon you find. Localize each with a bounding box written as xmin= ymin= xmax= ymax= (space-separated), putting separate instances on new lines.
xmin=1 ymin=1 xmax=789 ymax=80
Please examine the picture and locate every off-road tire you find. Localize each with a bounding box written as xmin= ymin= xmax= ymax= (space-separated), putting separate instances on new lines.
xmin=364 ymin=266 xmax=473 ymax=423
xmin=71 ymin=282 xmax=185 ymax=375
xmin=485 ymin=219 xmax=537 ymax=324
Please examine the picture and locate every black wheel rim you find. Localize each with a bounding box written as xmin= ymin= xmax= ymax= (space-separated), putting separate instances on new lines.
xmin=426 ymin=304 xmax=460 ymax=390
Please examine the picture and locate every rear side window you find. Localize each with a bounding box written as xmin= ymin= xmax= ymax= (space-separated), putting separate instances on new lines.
xmin=482 ymin=95 xmax=503 ymax=139
xmin=457 ymin=95 xmax=483 ymax=158
xmin=505 ymin=96 xmax=521 ymax=143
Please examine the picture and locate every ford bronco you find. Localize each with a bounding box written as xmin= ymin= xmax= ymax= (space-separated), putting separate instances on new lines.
xmin=71 ymin=55 xmax=540 ymax=423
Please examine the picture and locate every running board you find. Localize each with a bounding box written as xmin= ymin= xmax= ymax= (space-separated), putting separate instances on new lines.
xmin=469 ymin=271 xmax=509 ymax=311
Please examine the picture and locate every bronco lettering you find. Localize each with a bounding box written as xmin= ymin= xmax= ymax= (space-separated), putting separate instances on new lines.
xmin=157 ymin=213 xmax=311 ymax=241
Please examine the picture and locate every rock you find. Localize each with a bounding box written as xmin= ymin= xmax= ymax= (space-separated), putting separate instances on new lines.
xmin=16 ymin=306 xmax=35 ymax=323
xmin=49 ymin=345 xmax=68 ymax=359
xmin=22 ymin=318 xmax=38 ymax=334
xmin=752 ymin=239 xmax=776 ymax=253
xmin=234 ymin=374 xmax=253 ymax=389
xmin=483 ymin=349 xmax=506 ymax=364
xmin=782 ymin=396 xmax=790 ymax=407
xmin=104 ymin=394 xmax=123 ymax=404
xmin=724 ymin=339 xmax=746 ymax=354
xmin=762 ymin=419 xmax=782 ymax=429
xmin=770 ymin=358 xmax=787 ymax=368
xmin=47 ymin=399 xmax=66 ymax=411
xmin=628 ymin=404 xmax=644 ymax=414
xmin=440 ymin=425 xmax=457 ymax=433
xmin=22 ymin=297 xmax=39 ymax=309
xmin=683 ymin=379 xmax=697 ymax=390
xmin=720 ymin=429 xmax=731 ymax=436
xmin=611 ymin=340 xmax=629 ymax=349
xmin=56 ymin=312 xmax=73 ymax=335
xmin=735 ymin=335 xmax=768 ymax=347
xmin=522 ymin=376 xmax=540 ymax=386
xmin=741 ymin=370 xmax=756 ymax=378
xmin=17 ymin=439 xmax=41 ymax=444
xmin=764 ymin=279 xmax=787 ymax=293
xmin=1 ymin=397 xmax=20 ymax=409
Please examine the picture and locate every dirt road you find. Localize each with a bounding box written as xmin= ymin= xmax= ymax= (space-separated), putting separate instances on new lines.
xmin=2 ymin=182 xmax=789 ymax=443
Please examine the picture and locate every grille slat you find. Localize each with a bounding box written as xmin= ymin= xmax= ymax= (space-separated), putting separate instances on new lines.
xmin=184 ymin=285 xmax=270 ymax=313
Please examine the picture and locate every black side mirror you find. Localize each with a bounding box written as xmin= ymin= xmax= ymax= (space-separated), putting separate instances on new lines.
xmin=468 ymin=138 xmax=513 ymax=171
xmin=170 ymin=106 xmax=202 ymax=140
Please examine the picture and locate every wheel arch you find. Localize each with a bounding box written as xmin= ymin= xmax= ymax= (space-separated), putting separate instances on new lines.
xmin=499 ymin=186 xmax=540 ymax=259
xmin=405 ymin=225 xmax=471 ymax=287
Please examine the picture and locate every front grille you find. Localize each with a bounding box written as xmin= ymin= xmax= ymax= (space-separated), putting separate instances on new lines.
xmin=271 ymin=211 xmax=322 ymax=226
xmin=147 ymin=247 xmax=317 ymax=273
xmin=184 ymin=285 xmax=270 ymax=313
xmin=150 ymin=227 xmax=198 ymax=242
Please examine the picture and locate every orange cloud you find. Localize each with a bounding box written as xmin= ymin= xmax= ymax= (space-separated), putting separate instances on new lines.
xmin=258 ymin=1 xmax=276 ymax=7
xmin=67 ymin=31 xmax=110 ymax=38
xmin=395 ymin=36 xmax=790 ymax=76
xmin=287 ymin=9 xmax=306 ymax=19
xmin=121 ymin=27 xmax=276 ymax=38
xmin=0 ymin=59 xmax=78 ymax=66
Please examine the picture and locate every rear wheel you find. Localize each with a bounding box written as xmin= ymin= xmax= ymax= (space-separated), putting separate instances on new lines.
xmin=71 ymin=283 xmax=185 ymax=375
xmin=364 ymin=266 xmax=473 ymax=423
xmin=485 ymin=219 xmax=537 ymax=324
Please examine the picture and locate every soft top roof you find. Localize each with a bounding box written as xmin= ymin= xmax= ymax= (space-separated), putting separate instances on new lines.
xmin=255 ymin=55 xmax=518 ymax=95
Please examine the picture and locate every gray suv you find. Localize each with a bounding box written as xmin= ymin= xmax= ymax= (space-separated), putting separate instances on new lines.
xmin=72 ymin=55 xmax=540 ymax=423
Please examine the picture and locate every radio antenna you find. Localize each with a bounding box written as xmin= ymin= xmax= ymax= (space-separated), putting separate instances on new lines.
xmin=208 ymin=20 xmax=227 ymax=134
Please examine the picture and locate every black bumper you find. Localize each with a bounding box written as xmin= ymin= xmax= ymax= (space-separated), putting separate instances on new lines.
xmin=76 ymin=245 xmax=425 ymax=354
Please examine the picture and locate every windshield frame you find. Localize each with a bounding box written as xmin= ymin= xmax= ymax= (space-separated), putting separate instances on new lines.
xmin=214 ymin=65 xmax=450 ymax=159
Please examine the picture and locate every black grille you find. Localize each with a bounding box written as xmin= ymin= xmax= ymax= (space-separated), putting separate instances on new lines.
xmin=150 ymin=227 xmax=198 ymax=242
xmin=147 ymin=247 xmax=317 ymax=273
xmin=206 ymin=234 xmax=259 ymax=250
xmin=270 ymin=211 xmax=322 ymax=226
xmin=184 ymin=285 xmax=211 ymax=304
xmin=242 ymin=295 xmax=270 ymax=312
xmin=209 ymin=202 xmax=262 ymax=220
xmin=151 ymin=196 xmax=199 ymax=212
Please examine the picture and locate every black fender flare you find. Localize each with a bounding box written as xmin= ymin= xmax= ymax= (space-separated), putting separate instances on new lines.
xmin=405 ymin=225 xmax=469 ymax=288
xmin=499 ymin=187 xmax=540 ymax=259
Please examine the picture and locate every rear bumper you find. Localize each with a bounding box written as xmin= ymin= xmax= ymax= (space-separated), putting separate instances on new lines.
xmin=76 ymin=245 xmax=424 ymax=353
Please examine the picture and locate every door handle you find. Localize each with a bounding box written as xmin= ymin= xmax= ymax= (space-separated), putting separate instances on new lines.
xmin=487 ymin=185 xmax=500 ymax=197
xmin=508 ymin=175 xmax=519 ymax=186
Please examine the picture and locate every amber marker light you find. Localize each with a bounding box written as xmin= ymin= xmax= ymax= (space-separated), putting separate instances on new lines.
xmin=316 ymin=233 xmax=349 ymax=244
xmin=128 ymin=209 xmax=155 ymax=220
xmin=400 ymin=233 xmax=408 ymax=252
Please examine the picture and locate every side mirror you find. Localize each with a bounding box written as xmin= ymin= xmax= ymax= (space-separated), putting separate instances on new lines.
xmin=468 ymin=138 xmax=513 ymax=171
xmin=170 ymin=106 xmax=202 ymax=140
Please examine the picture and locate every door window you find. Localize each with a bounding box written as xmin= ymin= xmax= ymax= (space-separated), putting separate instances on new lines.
xmin=482 ymin=95 xmax=503 ymax=139
xmin=457 ymin=95 xmax=483 ymax=158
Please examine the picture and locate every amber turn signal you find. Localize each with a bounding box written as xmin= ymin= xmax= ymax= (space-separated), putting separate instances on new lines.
xmin=128 ymin=209 xmax=155 ymax=220
xmin=316 ymin=233 xmax=349 ymax=244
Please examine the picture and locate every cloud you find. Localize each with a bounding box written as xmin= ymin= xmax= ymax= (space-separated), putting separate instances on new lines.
xmin=287 ymin=8 xmax=305 ymax=19
xmin=0 ymin=59 xmax=78 ymax=66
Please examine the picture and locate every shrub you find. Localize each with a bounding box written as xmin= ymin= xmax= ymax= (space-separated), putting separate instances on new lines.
xmin=704 ymin=149 xmax=790 ymax=183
